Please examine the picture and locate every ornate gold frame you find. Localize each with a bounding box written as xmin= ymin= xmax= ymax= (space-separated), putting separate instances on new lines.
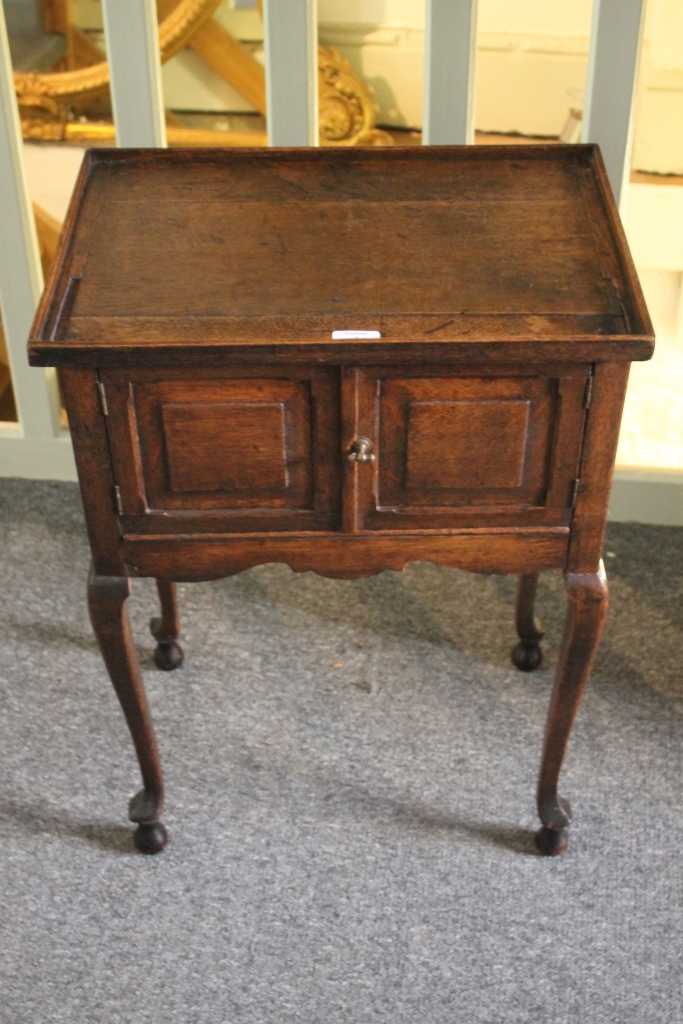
xmin=318 ymin=46 xmax=391 ymax=146
xmin=15 ymin=0 xmax=391 ymax=147
xmin=15 ymin=0 xmax=222 ymax=112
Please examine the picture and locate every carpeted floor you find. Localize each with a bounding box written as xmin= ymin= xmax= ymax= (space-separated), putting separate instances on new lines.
xmin=1 ymin=478 xmax=681 ymax=1023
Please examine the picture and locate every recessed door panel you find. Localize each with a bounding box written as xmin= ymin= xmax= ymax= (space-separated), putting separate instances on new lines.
xmin=162 ymin=400 xmax=288 ymax=494
xmin=405 ymin=398 xmax=530 ymax=491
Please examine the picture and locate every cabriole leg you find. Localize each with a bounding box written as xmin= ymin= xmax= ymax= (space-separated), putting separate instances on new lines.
xmin=511 ymin=572 xmax=545 ymax=671
xmin=88 ymin=568 xmax=168 ymax=854
xmin=536 ymin=562 xmax=608 ymax=856
xmin=151 ymin=579 xmax=184 ymax=671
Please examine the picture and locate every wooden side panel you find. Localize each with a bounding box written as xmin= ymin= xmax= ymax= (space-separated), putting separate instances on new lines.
xmin=58 ymin=367 xmax=124 ymax=575
xmin=567 ymin=361 xmax=630 ymax=574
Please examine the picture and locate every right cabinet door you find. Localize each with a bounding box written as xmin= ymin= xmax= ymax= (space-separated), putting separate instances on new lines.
xmin=360 ymin=363 xmax=590 ymax=531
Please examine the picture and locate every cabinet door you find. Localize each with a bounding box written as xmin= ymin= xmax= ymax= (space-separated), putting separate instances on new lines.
xmin=355 ymin=364 xmax=589 ymax=531
xmin=102 ymin=366 xmax=341 ymax=534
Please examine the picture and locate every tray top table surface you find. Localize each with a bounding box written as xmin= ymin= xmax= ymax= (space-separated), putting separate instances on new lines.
xmin=29 ymin=145 xmax=652 ymax=364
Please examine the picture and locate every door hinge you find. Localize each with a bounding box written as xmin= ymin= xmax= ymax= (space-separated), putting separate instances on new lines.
xmin=583 ymin=374 xmax=594 ymax=410
xmin=114 ymin=485 xmax=124 ymax=516
xmin=571 ymin=477 xmax=581 ymax=508
xmin=97 ymin=379 xmax=109 ymax=417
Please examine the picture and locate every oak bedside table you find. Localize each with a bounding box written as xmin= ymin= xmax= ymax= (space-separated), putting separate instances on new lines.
xmin=28 ymin=146 xmax=653 ymax=856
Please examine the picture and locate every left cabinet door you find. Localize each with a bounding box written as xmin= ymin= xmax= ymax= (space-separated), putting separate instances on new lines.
xmin=100 ymin=366 xmax=341 ymax=534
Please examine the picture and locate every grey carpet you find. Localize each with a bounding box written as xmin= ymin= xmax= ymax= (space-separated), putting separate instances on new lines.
xmin=1 ymin=478 xmax=681 ymax=1024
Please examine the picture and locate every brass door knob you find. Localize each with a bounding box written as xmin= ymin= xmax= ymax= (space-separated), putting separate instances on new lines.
xmin=348 ymin=436 xmax=376 ymax=463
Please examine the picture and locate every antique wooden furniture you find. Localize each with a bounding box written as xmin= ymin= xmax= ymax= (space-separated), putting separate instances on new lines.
xmin=28 ymin=146 xmax=653 ymax=856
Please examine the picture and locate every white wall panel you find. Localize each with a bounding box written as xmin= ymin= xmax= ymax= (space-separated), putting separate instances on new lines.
xmin=101 ymin=0 xmax=167 ymax=147
xmin=263 ymin=0 xmax=318 ymax=146
xmin=0 ymin=4 xmax=62 ymax=442
xmin=423 ymin=0 xmax=478 ymax=145
xmin=582 ymin=0 xmax=646 ymax=210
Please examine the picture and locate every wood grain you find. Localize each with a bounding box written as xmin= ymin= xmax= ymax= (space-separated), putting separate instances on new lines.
xmin=29 ymin=147 xmax=654 ymax=367
xmin=567 ymin=362 xmax=631 ymax=574
xmin=58 ymin=367 xmax=125 ymax=576
xmin=102 ymin=365 xmax=341 ymax=531
xmin=536 ymin=565 xmax=609 ymax=855
xmin=121 ymin=530 xmax=570 ymax=581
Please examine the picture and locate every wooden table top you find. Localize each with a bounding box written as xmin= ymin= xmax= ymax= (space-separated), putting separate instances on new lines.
xmin=29 ymin=145 xmax=653 ymax=367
